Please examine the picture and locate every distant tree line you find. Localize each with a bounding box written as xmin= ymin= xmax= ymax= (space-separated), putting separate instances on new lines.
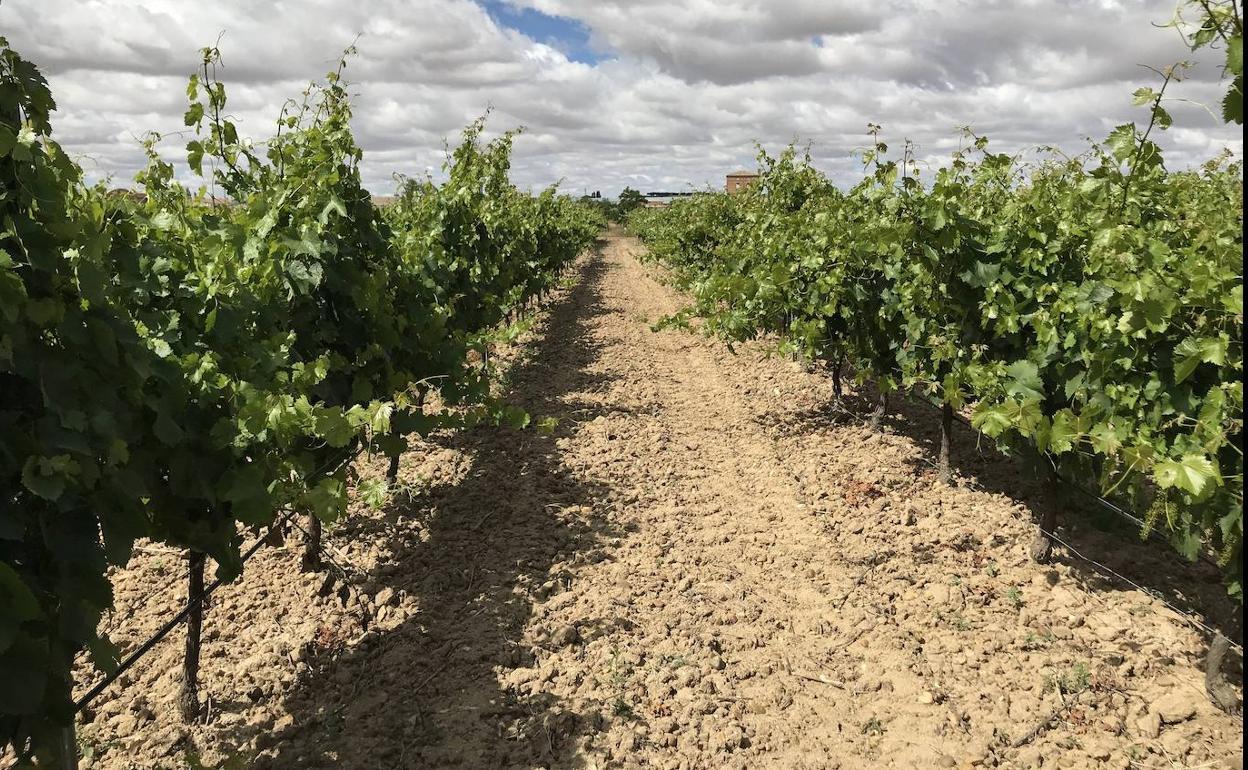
xmin=579 ymin=186 xmax=648 ymax=221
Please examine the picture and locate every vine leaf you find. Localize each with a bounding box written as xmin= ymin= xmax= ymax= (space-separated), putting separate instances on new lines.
xmin=1153 ymin=454 xmax=1220 ymax=498
xmin=1174 ymin=335 xmax=1228 ymax=383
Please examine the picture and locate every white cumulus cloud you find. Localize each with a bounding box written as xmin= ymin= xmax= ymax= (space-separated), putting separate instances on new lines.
xmin=1 ymin=0 xmax=1240 ymax=196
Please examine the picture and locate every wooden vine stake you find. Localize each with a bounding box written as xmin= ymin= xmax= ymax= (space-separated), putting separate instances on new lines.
xmin=829 ymin=354 xmax=845 ymax=406
xmin=385 ymin=452 xmax=401 ymax=486
xmin=1205 ymin=632 xmax=1241 ymax=713
xmin=937 ymin=402 xmax=954 ymax=485
xmin=385 ymin=390 xmax=426 ymax=486
xmin=301 ymin=513 xmax=322 ymax=572
xmin=54 ymin=722 xmax=78 ymax=770
xmin=1028 ymin=468 xmax=1061 ymax=563
xmin=868 ymin=390 xmax=888 ymax=432
xmin=179 ymin=550 xmax=206 ymax=722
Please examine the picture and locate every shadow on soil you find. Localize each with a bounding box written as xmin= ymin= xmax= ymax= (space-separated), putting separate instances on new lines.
xmin=255 ymin=252 xmax=622 ymax=769
xmin=766 ymin=377 xmax=1243 ymax=649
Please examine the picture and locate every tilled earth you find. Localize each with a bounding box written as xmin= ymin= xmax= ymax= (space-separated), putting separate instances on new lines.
xmin=66 ymin=234 xmax=1242 ymax=770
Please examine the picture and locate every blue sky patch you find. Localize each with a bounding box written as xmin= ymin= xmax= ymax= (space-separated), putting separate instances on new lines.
xmin=479 ymin=1 xmax=601 ymax=64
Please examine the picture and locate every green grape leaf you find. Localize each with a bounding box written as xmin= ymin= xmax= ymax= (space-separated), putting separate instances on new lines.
xmin=314 ymin=411 xmax=355 ymax=448
xmin=85 ymin=632 xmax=121 ymax=675
xmin=1174 ymin=335 xmax=1228 ymax=383
xmin=357 ymin=478 xmax=389 ymax=510
xmin=0 ymin=653 xmax=47 ymax=715
xmin=1132 ymin=87 xmax=1157 ymax=106
xmin=1223 ymin=75 xmax=1243 ymax=124
xmin=1153 ymin=454 xmax=1219 ymax=498
xmin=0 ymin=563 xmax=42 ymax=654
xmin=971 ymin=404 xmax=1011 ymax=436
xmin=21 ymin=458 xmax=65 ymax=501
xmin=1004 ymin=360 xmax=1043 ymax=400
xmin=500 ymin=405 xmax=531 ymax=429
xmin=304 ymin=477 xmax=347 ymax=523
xmin=183 ymin=102 xmax=204 ymax=127
xmin=369 ymin=402 xmax=393 ymax=435
xmin=1105 ymin=123 xmax=1137 ymax=161
xmin=1048 ymin=410 xmax=1078 ymax=454
xmin=153 ymin=410 xmax=184 ymax=446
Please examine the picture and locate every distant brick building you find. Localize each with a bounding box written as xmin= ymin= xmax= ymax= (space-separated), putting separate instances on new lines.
xmin=725 ymin=170 xmax=759 ymax=193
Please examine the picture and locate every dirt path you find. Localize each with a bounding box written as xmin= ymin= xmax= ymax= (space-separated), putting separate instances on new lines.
xmin=72 ymin=234 xmax=1241 ymax=770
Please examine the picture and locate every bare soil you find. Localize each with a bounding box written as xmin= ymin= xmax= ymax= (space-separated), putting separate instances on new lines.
xmin=67 ymin=234 xmax=1243 ymax=769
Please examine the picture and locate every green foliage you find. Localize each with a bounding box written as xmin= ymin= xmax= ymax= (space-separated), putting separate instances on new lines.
xmin=1 ymin=36 xmax=170 ymax=757
xmin=1051 ymin=662 xmax=1092 ymax=695
xmin=633 ymin=118 xmax=1243 ymax=600
xmin=0 ymin=39 xmax=599 ymax=761
xmin=616 ymin=187 xmax=647 ymax=218
xmin=1169 ymin=0 xmax=1243 ymax=124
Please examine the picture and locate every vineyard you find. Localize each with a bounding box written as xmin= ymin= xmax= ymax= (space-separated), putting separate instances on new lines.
xmin=628 ymin=122 xmax=1244 ymax=597
xmin=1 ymin=3 xmax=1246 ymax=769
xmin=1 ymin=38 xmax=600 ymax=765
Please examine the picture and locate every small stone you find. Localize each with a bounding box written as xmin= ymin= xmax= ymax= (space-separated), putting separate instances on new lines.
xmin=917 ymin=690 xmax=936 ymax=705
xmin=677 ymin=667 xmax=700 ymax=689
xmin=965 ymin=737 xmax=990 ymax=764
xmin=1100 ymin=716 xmax=1125 ymax=735
xmin=239 ymin=653 xmax=268 ymax=674
xmin=1085 ymin=738 xmax=1113 ymax=760
xmin=937 ymin=757 xmax=956 ymax=768
xmin=1153 ymin=691 xmax=1198 ymax=724
xmin=1160 ymin=727 xmax=1192 ymax=756
xmin=375 ymin=587 xmax=396 ymax=606
xmin=549 ymin=624 xmax=580 ymax=648
xmin=709 ymin=725 xmax=747 ymax=752
xmin=114 ymin=713 xmax=138 ymax=735
xmin=1094 ymin=622 xmax=1122 ymax=642
xmin=254 ymin=730 xmax=280 ymax=750
xmin=615 ymin=731 xmax=640 ymax=754
xmin=151 ymin=725 xmax=188 ymax=754
xmin=1134 ymin=711 xmax=1162 ymax=739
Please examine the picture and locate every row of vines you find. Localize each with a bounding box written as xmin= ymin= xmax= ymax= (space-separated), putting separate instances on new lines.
xmin=1 ymin=38 xmax=602 ymax=763
xmin=628 ymin=51 xmax=1242 ymax=599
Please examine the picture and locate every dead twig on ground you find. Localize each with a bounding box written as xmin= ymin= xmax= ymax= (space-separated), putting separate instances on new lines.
xmin=792 ymin=671 xmax=846 ymax=688
xmin=1010 ymin=693 xmax=1080 ymax=749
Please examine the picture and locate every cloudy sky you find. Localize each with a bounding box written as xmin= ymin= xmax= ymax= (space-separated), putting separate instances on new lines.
xmin=2 ymin=0 xmax=1241 ymax=197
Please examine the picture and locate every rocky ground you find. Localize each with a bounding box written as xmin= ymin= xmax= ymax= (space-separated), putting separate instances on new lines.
xmin=59 ymin=232 xmax=1242 ymax=769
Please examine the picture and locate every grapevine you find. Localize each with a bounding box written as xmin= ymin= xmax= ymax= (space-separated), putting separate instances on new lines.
xmin=630 ymin=97 xmax=1243 ymax=599
xmin=0 ymin=39 xmax=600 ymax=763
